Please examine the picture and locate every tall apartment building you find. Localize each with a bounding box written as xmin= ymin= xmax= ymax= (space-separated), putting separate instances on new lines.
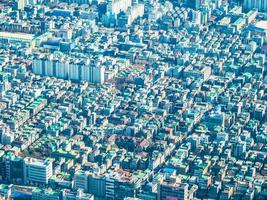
xmin=105 ymin=176 xmax=115 ymax=200
xmin=117 ymin=4 xmax=145 ymax=27
xmin=23 ymin=157 xmax=53 ymax=186
xmin=106 ymin=0 xmax=132 ymax=15
xmin=74 ymin=170 xmax=89 ymax=192
xmin=32 ymin=55 xmax=69 ymax=79
xmin=88 ymin=173 xmax=106 ymax=198
xmin=186 ymin=0 xmax=205 ymax=10
xmin=32 ymin=54 xmax=105 ymax=84
xmin=103 ymin=0 xmax=144 ymax=27
xmin=0 ymin=123 xmax=13 ymax=145
xmin=244 ymin=0 xmax=267 ymax=12
xmin=13 ymin=0 xmax=26 ymax=10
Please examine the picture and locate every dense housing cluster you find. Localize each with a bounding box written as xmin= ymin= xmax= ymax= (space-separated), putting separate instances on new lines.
xmin=0 ymin=0 xmax=267 ymax=200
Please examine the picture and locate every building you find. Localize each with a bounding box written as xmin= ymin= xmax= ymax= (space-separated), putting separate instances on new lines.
xmin=187 ymin=0 xmax=205 ymax=10
xmin=203 ymin=107 xmax=225 ymax=131
xmin=88 ymin=174 xmax=106 ymax=199
xmin=117 ymin=4 xmax=145 ymax=27
xmin=232 ymin=140 xmax=246 ymax=158
xmin=0 ymin=184 xmax=12 ymax=200
xmin=32 ymin=188 xmax=61 ymax=200
xmin=244 ymin=0 xmax=267 ymax=12
xmin=24 ymin=157 xmax=53 ymax=186
xmin=192 ymin=10 xmax=202 ymax=25
xmin=105 ymin=176 xmax=115 ymax=200
xmin=6 ymin=155 xmax=24 ymax=184
xmin=0 ymin=123 xmax=13 ymax=145
xmin=159 ymin=175 xmax=190 ymax=200
xmin=0 ymin=31 xmax=35 ymax=48
xmin=32 ymin=54 xmax=69 ymax=79
xmin=103 ymin=0 xmax=144 ymax=27
xmin=105 ymin=170 xmax=144 ymax=200
xmin=106 ymin=0 xmax=132 ymax=15
xmin=0 ymin=152 xmax=24 ymax=184
xmin=63 ymin=189 xmax=94 ymax=200
xmin=248 ymin=21 xmax=267 ymax=42
xmin=13 ymin=0 xmax=27 ymax=10
xmin=74 ymin=171 xmax=89 ymax=192
xmin=32 ymin=54 xmax=105 ymax=84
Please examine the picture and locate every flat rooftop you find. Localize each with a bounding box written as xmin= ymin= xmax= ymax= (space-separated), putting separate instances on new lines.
xmin=254 ymin=20 xmax=267 ymax=30
xmin=0 ymin=31 xmax=35 ymax=42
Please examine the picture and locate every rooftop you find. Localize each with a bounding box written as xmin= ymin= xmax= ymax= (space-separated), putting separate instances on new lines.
xmin=0 ymin=31 xmax=35 ymax=42
xmin=254 ymin=20 xmax=267 ymax=30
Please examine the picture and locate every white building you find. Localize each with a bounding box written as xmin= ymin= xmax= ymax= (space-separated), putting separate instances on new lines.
xmin=24 ymin=157 xmax=53 ymax=186
xmin=192 ymin=10 xmax=202 ymax=25
xmin=126 ymin=4 xmax=145 ymax=25
xmin=32 ymin=54 xmax=105 ymax=84
xmin=54 ymin=59 xmax=69 ymax=79
xmin=69 ymin=61 xmax=82 ymax=81
xmin=32 ymin=54 xmax=69 ymax=79
xmin=104 ymin=0 xmax=144 ymax=27
xmin=106 ymin=0 xmax=132 ymax=14
xmin=0 ymin=123 xmax=14 ymax=145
